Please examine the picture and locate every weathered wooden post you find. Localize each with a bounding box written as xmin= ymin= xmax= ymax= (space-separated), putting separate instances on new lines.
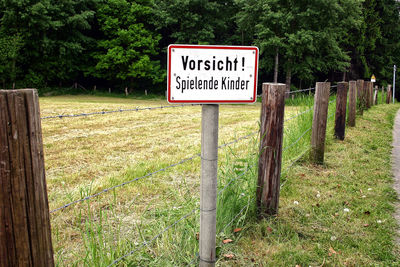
xmin=356 ymin=79 xmax=364 ymax=114
xmin=334 ymin=82 xmax=348 ymax=140
xmin=0 ymin=89 xmax=54 ymax=267
xmin=386 ymin=85 xmax=392 ymax=104
xmin=369 ymin=82 xmax=374 ymax=106
xmin=347 ymin=81 xmax=356 ymax=127
xmin=373 ymin=86 xmax=378 ymax=105
xmin=381 ymin=86 xmax=385 ymax=104
xmin=257 ymin=83 xmax=286 ymax=216
xmin=364 ymin=81 xmax=371 ymax=109
xmin=310 ymin=82 xmax=330 ymax=164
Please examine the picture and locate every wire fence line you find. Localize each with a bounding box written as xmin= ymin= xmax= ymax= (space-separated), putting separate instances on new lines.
xmin=284 ymin=106 xmax=313 ymax=123
xmin=286 ymin=87 xmax=315 ymax=94
xmin=282 ymin=126 xmax=312 ymax=153
xmin=41 ymin=103 xmax=201 ymax=120
xmin=108 ymin=162 xmax=254 ymax=266
xmin=280 ymin=147 xmax=311 ymax=189
xmin=50 ymin=130 xmax=259 ymax=213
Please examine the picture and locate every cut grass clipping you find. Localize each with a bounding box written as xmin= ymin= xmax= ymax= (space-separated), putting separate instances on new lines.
xmin=40 ymin=95 xmax=399 ymax=266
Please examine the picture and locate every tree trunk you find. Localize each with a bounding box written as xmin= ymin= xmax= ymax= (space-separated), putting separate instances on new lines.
xmin=274 ymin=47 xmax=279 ymax=83
xmin=285 ymin=65 xmax=292 ymax=95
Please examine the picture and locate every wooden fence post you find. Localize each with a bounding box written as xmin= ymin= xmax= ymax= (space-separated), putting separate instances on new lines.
xmin=257 ymin=83 xmax=286 ymax=216
xmin=0 ymin=89 xmax=54 ymax=267
xmin=310 ymin=82 xmax=330 ymax=164
xmin=369 ymin=82 xmax=374 ymax=106
xmin=364 ymin=81 xmax=371 ymax=109
xmin=381 ymin=86 xmax=385 ymax=104
xmin=373 ymin=86 xmax=378 ymax=105
xmin=356 ymin=79 xmax=364 ymax=115
xmin=334 ymin=82 xmax=348 ymax=140
xmin=387 ymin=85 xmax=392 ymax=104
xmin=347 ymin=81 xmax=356 ymax=127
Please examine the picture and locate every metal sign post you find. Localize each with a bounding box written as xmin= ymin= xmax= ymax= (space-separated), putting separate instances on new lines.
xmin=394 ymin=65 xmax=397 ymax=104
xmin=167 ymin=44 xmax=258 ymax=267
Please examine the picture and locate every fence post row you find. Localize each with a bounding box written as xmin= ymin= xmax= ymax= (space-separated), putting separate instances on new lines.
xmin=334 ymin=82 xmax=348 ymax=140
xmin=0 ymin=89 xmax=54 ymax=267
xmin=310 ymin=82 xmax=330 ymax=164
xmin=257 ymin=83 xmax=286 ymax=216
xmin=347 ymin=81 xmax=357 ymax=127
xmin=356 ymin=79 xmax=364 ymax=115
xmin=199 ymin=104 xmax=219 ymax=267
xmin=382 ymin=86 xmax=385 ymax=104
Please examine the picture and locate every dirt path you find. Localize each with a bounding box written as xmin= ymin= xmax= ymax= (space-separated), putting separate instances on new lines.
xmin=392 ymin=109 xmax=400 ymax=244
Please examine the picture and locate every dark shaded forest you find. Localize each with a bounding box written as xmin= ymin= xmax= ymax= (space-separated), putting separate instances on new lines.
xmin=0 ymin=0 xmax=399 ymax=94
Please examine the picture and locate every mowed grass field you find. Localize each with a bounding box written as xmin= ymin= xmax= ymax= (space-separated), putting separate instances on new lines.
xmin=39 ymin=95 xmax=309 ymax=265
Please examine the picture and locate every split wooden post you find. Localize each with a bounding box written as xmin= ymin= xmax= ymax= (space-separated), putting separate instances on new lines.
xmin=310 ymin=82 xmax=330 ymax=164
xmin=356 ymin=79 xmax=364 ymax=115
xmin=257 ymin=83 xmax=286 ymax=216
xmin=334 ymin=82 xmax=348 ymax=140
xmin=387 ymin=85 xmax=392 ymax=104
xmin=347 ymin=81 xmax=356 ymax=127
xmin=0 ymin=89 xmax=54 ymax=267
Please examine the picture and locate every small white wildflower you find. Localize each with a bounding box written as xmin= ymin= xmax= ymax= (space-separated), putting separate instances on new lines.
xmin=316 ymin=193 xmax=321 ymax=198
xmin=377 ymin=220 xmax=382 ymax=224
xmin=368 ymin=188 xmax=372 ymax=191
xmin=362 ymin=195 xmax=366 ymax=198
xmin=61 ymin=181 xmax=65 ymax=185
xmin=330 ymin=236 xmax=337 ymax=241
xmin=240 ymin=193 xmax=245 ymax=197
xmin=343 ymin=208 xmax=350 ymax=212
xmin=293 ymin=201 xmax=299 ymax=205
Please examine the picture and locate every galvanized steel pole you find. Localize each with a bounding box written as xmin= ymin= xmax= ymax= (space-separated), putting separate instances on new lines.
xmin=199 ymin=104 xmax=219 ymax=267
xmin=394 ymin=65 xmax=397 ymax=104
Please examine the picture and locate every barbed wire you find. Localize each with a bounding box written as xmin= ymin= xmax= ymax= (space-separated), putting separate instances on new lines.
xmin=284 ymin=106 xmax=313 ymax=123
xmin=50 ymin=131 xmax=259 ymax=213
xmin=280 ymin=147 xmax=311 ymax=189
xmin=282 ymin=126 xmax=312 ymax=153
xmin=108 ymin=162 xmax=253 ymax=266
xmin=41 ymin=104 xmax=200 ymax=120
xmin=107 ymin=207 xmax=198 ymax=266
xmin=187 ymin=197 xmax=254 ymax=266
xmin=286 ymin=87 xmax=315 ymax=94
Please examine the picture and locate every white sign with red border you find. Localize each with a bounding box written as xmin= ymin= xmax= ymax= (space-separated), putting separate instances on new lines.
xmin=167 ymin=45 xmax=259 ymax=104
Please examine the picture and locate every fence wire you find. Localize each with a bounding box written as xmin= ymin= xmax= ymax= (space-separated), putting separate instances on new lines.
xmin=50 ymin=130 xmax=259 ymax=213
xmin=280 ymin=147 xmax=311 ymax=189
xmin=108 ymin=162 xmax=253 ymax=266
xmin=286 ymin=87 xmax=315 ymax=94
xmin=41 ymin=104 xmax=200 ymax=120
xmin=282 ymin=126 xmax=312 ymax=153
xmin=284 ymin=106 xmax=313 ymax=123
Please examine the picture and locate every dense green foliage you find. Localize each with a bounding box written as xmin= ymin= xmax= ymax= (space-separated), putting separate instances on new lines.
xmin=0 ymin=0 xmax=399 ymax=93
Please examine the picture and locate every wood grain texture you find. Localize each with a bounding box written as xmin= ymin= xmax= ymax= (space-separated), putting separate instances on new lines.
xmin=356 ymin=80 xmax=364 ymax=115
xmin=365 ymin=81 xmax=371 ymax=109
xmin=257 ymin=83 xmax=286 ymax=216
xmin=310 ymin=82 xmax=330 ymax=164
xmin=387 ymin=85 xmax=392 ymax=104
xmin=334 ymin=82 xmax=348 ymax=140
xmin=347 ymin=81 xmax=356 ymax=127
xmin=0 ymin=89 xmax=54 ymax=267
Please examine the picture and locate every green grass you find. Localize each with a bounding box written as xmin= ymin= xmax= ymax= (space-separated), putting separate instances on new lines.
xmin=216 ymin=102 xmax=400 ymax=266
xmin=44 ymin=94 xmax=399 ymax=266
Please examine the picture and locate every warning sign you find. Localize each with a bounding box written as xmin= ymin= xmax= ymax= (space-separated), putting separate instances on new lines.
xmin=371 ymin=74 xmax=376 ymax=83
xmin=167 ymin=45 xmax=259 ymax=104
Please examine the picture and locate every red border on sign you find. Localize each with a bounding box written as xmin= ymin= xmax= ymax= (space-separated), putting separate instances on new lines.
xmin=167 ymin=44 xmax=259 ymax=104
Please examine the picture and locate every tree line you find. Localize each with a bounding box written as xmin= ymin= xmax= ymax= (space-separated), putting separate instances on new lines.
xmin=0 ymin=0 xmax=399 ymax=94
